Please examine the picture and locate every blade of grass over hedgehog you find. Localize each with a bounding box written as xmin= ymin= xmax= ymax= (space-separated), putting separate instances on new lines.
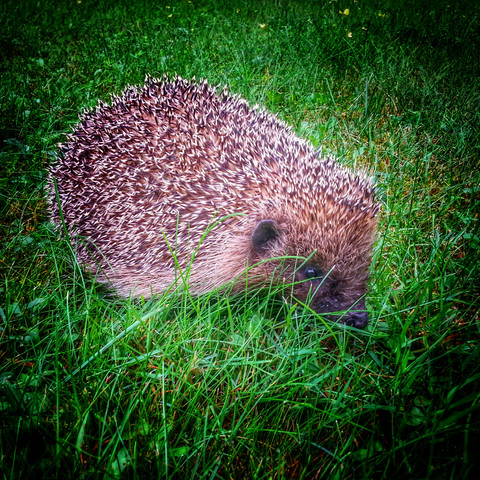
xmin=160 ymin=211 xmax=249 ymax=296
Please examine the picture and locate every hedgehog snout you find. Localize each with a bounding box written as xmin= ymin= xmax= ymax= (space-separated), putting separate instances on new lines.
xmin=316 ymin=308 xmax=369 ymax=329
xmin=339 ymin=311 xmax=369 ymax=329
xmin=310 ymin=294 xmax=369 ymax=329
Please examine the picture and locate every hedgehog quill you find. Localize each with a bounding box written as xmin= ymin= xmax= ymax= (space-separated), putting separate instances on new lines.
xmin=48 ymin=76 xmax=379 ymax=328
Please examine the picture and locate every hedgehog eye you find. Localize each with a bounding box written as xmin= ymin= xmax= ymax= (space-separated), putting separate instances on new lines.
xmin=303 ymin=266 xmax=323 ymax=280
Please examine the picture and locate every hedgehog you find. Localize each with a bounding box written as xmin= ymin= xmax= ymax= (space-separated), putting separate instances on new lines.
xmin=48 ymin=76 xmax=379 ymax=328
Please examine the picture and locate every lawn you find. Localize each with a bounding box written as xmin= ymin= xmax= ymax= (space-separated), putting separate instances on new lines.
xmin=1 ymin=0 xmax=479 ymax=478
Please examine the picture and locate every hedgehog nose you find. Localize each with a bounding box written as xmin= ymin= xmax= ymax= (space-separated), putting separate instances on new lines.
xmin=341 ymin=311 xmax=369 ymax=329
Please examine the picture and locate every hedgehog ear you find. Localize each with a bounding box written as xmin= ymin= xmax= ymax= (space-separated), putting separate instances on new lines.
xmin=251 ymin=219 xmax=281 ymax=256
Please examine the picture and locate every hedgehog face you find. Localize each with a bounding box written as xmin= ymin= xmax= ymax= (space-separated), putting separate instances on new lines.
xmin=292 ymin=264 xmax=369 ymax=329
xmin=250 ymin=219 xmax=372 ymax=329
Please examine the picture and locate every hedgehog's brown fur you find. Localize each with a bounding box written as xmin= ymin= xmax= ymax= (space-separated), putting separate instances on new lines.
xmin=48 ymin=76 xmax=379 ymax=328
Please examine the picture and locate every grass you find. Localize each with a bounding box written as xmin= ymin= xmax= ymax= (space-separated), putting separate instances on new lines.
xmin=1 ymin=0 xmax=480 ymax=478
